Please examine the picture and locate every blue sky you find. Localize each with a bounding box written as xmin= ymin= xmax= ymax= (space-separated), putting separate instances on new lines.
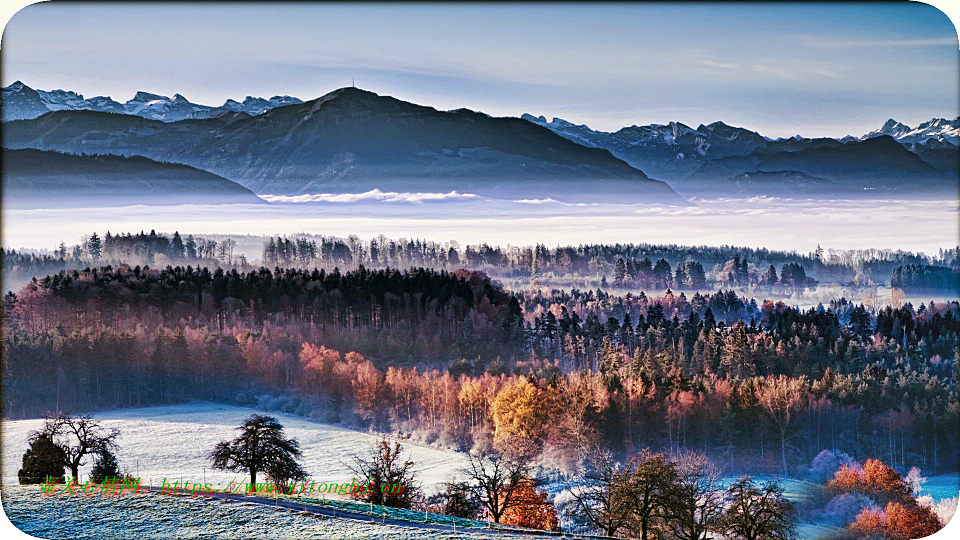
xmin=2 ymin=3 xmax=957 ymax=137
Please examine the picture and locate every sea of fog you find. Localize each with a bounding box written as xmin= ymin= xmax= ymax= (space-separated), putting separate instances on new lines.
xmin=3 ymin=193 xmax=958 ymax=256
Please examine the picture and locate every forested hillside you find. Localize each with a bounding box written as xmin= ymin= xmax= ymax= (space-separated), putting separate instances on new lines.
xmin=3 ymin=265 xmax=957 ymax=476
xmin=2 ymin=148 xmax=264 ymax=207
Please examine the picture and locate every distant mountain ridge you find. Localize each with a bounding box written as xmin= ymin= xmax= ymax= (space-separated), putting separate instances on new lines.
xmin=523 ymin=113 xmax=957 ymax=195
xmin=2 ymin=87 xmax=683 ymax=203
xmin=1 ymin=81 xmax=303 ymax=122
xmin=2 ymin=148 xmax=264 ymax=208
xmin=862 ymin=117 xmax=959 ymax=145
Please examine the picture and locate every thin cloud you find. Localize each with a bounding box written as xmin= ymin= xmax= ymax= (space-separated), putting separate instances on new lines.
xmin=261 ymin=189 xmax=480 ymax=204
xmin=807 ymin=68 xmax=844 ymax=79
xmin=700 ymin=58 xmax=844 ymax=80
xmin=701 ymin=59 xmax=739 ymax=69
xmin=801 ymin=35 xmax=958 ymax=49
xmin=751 ymin=64 xmax=796 ymax=79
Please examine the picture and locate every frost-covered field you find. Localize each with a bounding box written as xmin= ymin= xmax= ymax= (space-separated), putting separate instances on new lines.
xmin=0 ymin=487 xmax=522 ymax=539
xmin=1 ymin=402 xmax=467 ymax=492
xmin=3 ymin=402 xmax=956 ymax=539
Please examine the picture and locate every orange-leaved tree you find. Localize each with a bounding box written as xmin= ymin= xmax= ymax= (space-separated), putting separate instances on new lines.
xmin=827 ymin=459 xmax=913 ymax=505
xmin=850 ymin=502 xmax=942 ymax=540
xmin=500 ymin=479 xmax=561 ymax=532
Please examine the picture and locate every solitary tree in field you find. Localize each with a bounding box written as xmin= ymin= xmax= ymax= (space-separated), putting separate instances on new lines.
xmin=209 ymin=414 xmax=307 ymax=492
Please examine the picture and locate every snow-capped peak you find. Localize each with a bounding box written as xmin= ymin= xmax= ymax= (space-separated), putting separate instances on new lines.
xmin=4 ymin=80 xmax=26 ymax=92
xmin=3 ymin=82 xmax=307 ymax=122
xmin=130 ymin=91 xmax=168 ymax=103
xmin=863 ymin=117 xmax=959 ymax=146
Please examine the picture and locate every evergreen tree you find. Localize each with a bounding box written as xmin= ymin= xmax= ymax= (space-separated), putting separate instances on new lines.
xmin=18 ymin=433 xmax=67 ymax=484
xmin=87 ymin=232 xmax=102 ymax=262
xmin=184 ymin=235 xmax=198 ymax=259
xmin=614 ymin=258 xmax=627 ymax=286
xmin=169 ymin=232 xmax=185 ymax=259
xmin=764 ymin=265 xmax=778 ymax=285
xmin=654 ymin=258 xmax=672 ymax=285
xmin=675 ymin=264 xmax=687 ymax=288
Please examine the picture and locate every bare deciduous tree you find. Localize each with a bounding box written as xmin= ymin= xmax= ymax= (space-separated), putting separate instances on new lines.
xmin=568 ymin=448 xmax=633 ymax=537
xmin=39 ymin=413 xmax=119 ymax=483
xmin=722 ymin=476 xmax=796 ymax=540
xmin=665 ymin=452 xmax=725 ymax=540
xmin=348 ymin=438 xmax=420 ymax=508
xmin=461 ymin=450 xmax=531 ymax=524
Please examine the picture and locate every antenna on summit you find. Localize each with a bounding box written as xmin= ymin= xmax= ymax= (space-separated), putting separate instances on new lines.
xmin=352 ymin=78 xmax=355 ymax=88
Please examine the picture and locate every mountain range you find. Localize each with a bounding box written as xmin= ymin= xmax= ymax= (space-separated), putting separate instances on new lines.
xmin=3 ymin=148 xmax=264 ymax=208
xmin=2 ymin=86 xmax=682 ymax=203
xmin=2 ymin=80 xmax=956 ymax=201
xmin=1 ymin=81 xmax=302 ymax=122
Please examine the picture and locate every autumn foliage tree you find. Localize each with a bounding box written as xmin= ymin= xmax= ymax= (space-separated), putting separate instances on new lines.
xmin=850 ymin=502 xmax=942 ymax=540
xmin=491 ymin=377 xmax=555 ymax=457
xmin=830 ymin=458 xmax=944 ymax=539
xmin=500 ymin=480 xmax=561 ymax=531
xmin=827 ymin=459 xmax=914 ymax=506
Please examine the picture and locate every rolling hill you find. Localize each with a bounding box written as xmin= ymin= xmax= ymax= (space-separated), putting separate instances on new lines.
xmin=2 ymin=148 xmax=265 ymax=208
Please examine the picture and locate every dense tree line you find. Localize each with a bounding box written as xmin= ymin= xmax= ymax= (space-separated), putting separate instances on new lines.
xmin=8 ymin=232 xmax=959 ymax=296
xmin=891 ymin=264 xmax=960 ymax=291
